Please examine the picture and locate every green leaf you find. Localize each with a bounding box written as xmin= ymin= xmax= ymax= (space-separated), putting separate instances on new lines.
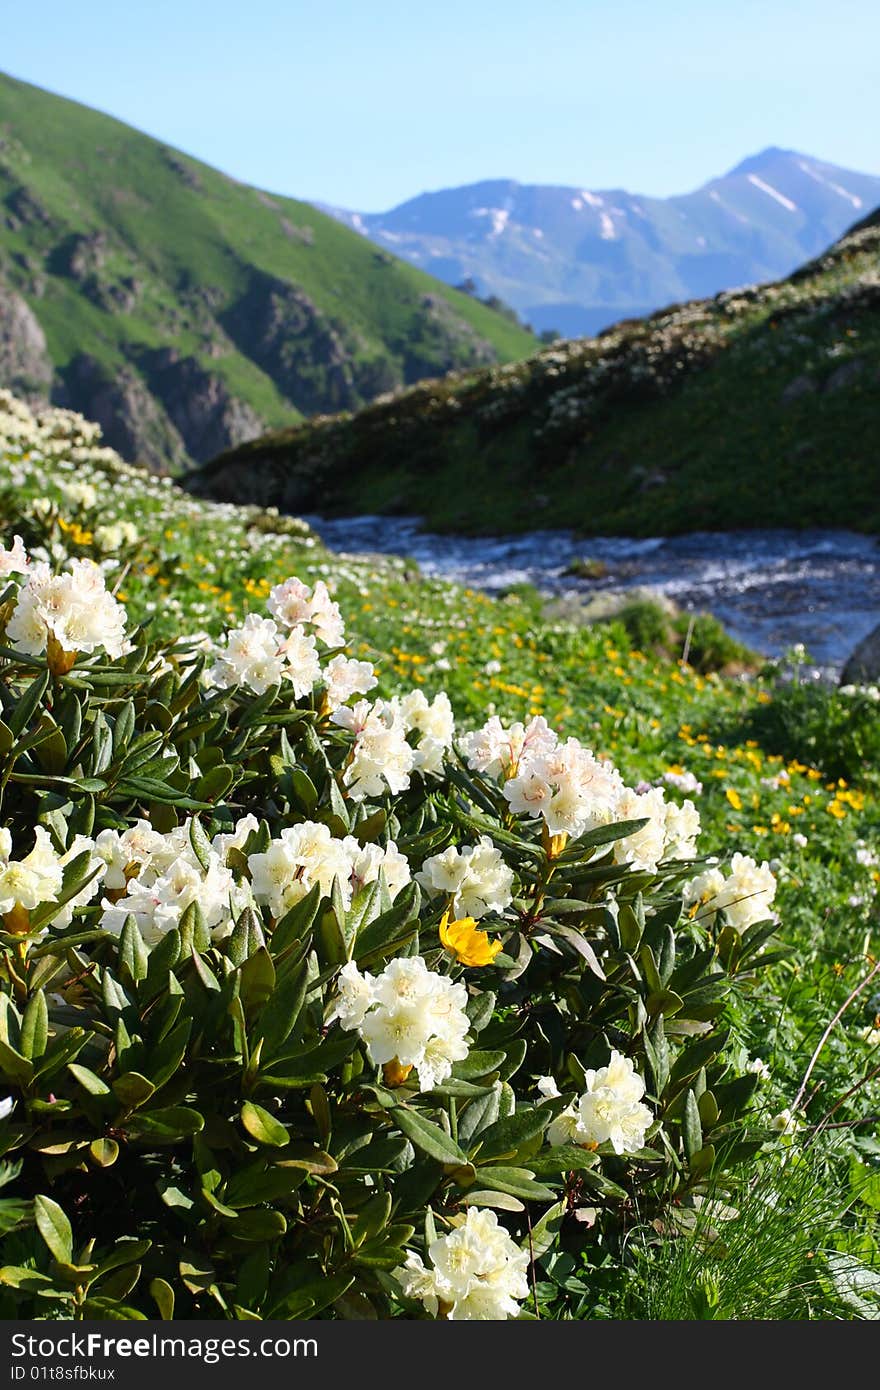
xmin=471 ymin=1165 xmax=556 ymax=1201
xmin=255 ymin=959 xmax=309 ymax=1056
xmin=239 ymin=947 xmax=276 ymax=1012
xmin=34 ymin=1194 xmax=73 ymax=1264
xmin=125 ymin=1106 xmax=204 ymax=1143
xmin=112 ymin=1072 xmax=156 ymax=1110
xmin=391 ymin=1106 xmax=468 ymax=1165
xmin=119 ymin=917 xmax=149 ymax=985
xmin=188 ymin=816 xmax=214 ymax=872
xmin=683 ymin=1089 xmax=703 ymax=1160
xmin=0 ymin=1038 xmax=34 ymax=1086
xmin=525 ymin=1198 xmax=566 ymax=1258
xmin=473 ymin=1107 xmax=551 ymax=1161
xmin=452 ymin=1050 xmax=506 ymax=1081
xmin=150 ymin=1277 xmax=175 ymax=1320
xmin=241 ymin=1101 xmax=289 ymax=1147
xmin=89 ymin=1139 xmax=119 ymax=1167
xmin=19 ymin=990 xmax=48 ymax=1061
xmin=270 ymin=882 xmax=322 ymax=956
xmin=227 ymin=1208 xmax=288 ymax=1242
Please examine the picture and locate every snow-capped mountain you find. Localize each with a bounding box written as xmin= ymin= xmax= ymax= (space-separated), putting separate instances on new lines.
xmin=320 ymin=148 xmax=880 ymax=336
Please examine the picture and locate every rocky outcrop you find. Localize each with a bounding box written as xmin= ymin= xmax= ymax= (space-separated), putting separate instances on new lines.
xmin=223 ymin=272 xmax=365 ymax=416
xmin=0 ymin=283 xmax=52 ymax=400
xmin=62 ymin=353 xmax=188 ymax=473
xmin=403 ymin=293 xmax=497 ymax=380
xmin=841 ymin=621 xmax=880 ymax=685
xmin=142 ymin=348 xmax=264 ymax=462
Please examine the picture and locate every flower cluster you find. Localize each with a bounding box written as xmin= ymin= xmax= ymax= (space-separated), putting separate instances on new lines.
xmin=3 ymin=551 xmax=129 ymax=669
xmin=329 ymin=956 xmax=470 ymax=1091
xmin=98 ymin=819 xmax=247 ymax=945
xmin=394 ymin=1209 xmax=530 ymax=1320
xmin=418 ymin=835 xmax=514 ymax=919
xmin=541 ymin=1050 xmax=653 ymax=1154
xmin=0 ymin=827 xmax=104 ymax=935
xmin=248 ymin=821 xmax=411 ymax=918
xmin=684 ymin=852 xmax=778 ymax=929
xmin=462 ymin=714 xmax=700 ymax=867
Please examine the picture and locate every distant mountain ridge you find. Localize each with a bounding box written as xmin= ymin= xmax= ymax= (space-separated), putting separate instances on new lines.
xmin=0 ymin=72 xmax=534 ymax=470
xmin=321 ymin=149 xmax=880 ymax=336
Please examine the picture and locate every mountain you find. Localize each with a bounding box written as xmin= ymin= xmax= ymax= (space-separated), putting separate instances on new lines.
xmin=192 ymin=207 xmax=880 ymax=537
xmin=0 ymin=73 xmax=535 ymax=471
xmin=322 ymin=149 xmax=880 ymax=337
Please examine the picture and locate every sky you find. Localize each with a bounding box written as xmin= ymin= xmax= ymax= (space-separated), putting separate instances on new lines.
xmin=2 ymin=0 xmax=878 ymax=211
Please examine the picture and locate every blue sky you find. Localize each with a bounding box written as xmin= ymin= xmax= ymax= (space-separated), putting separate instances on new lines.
xmin=3 ymin=0 xmax=878 ymax=210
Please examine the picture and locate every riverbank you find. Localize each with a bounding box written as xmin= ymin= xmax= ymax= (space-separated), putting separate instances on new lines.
xmin=306 ymin=515 xmax=880 ymax=673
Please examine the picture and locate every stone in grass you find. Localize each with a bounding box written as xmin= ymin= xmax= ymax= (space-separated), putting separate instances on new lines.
xmin=563 ymin=556 xmax=609 ymax=581
xmin=841 ymin=620 xmax=880 ymax=685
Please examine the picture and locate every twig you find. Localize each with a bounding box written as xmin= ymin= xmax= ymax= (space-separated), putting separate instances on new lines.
xmin=681 ymin=614 xmax=696 ymax=669
xmin=792 ymin=958 xmax=880 ymax=1116
xmin=526 ymin=1205 xmax=540 ymax=1319
xmin=111 ymin=561 xmax=131 ymax=597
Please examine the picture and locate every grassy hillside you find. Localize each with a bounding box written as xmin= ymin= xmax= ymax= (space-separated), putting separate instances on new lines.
xmin=0 ymin=71 xmax=535 ymax=469
xmin=196 ymin=209 xmax=880 ymax=535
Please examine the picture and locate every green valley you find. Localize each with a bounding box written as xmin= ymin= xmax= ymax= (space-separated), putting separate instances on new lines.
xmin=0 ymin=71 xmax=535 ymax=471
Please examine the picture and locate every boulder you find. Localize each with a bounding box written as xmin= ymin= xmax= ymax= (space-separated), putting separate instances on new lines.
xmin=0 ymin=284 xmax=52 ymax=401
xmin=841 ymin=621 xmax=880 ymax=685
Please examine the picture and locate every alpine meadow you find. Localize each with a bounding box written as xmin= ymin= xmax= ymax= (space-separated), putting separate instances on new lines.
xmin=0 ymin=42 xmax=879 ymax=1327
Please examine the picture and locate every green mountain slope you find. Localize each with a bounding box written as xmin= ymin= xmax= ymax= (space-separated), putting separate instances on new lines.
xmin=0 ymin=71 xmax=535 ymax=469
xmin=194 ymin=209 xmax=880 ymax=535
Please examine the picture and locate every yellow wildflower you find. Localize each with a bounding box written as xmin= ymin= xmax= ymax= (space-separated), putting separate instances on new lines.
xmin=439 ymin=911 xmax=502 ymax=967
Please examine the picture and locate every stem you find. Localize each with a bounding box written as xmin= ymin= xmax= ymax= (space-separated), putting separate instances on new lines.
xmin=791 ymin=957 xmax=880 ymax=1116
xmin=525 ymin=1204 xmax=540 ymax=1319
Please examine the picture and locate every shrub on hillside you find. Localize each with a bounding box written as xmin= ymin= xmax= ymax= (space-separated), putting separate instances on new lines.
xmin=0 ymin=527 xmax=784 ymax=1320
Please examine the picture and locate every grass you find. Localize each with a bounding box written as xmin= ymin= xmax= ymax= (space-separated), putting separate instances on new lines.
xmin=197 ymin=210 xmax=880 ymax=536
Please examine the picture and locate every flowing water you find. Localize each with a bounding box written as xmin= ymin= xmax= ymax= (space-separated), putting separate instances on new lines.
xmin=306 ymin=515 xmax=880 ymax=675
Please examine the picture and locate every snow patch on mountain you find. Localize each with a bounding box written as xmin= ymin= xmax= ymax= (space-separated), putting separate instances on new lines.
xmin=746 ymin=174 xmax=798 ymax=212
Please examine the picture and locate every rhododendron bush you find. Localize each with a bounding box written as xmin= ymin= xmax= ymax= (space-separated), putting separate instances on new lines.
xmin=0 ymin=531 xmax=785 ymax=1321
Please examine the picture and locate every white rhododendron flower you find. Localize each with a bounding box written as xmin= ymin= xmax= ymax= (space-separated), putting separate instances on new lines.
xmin=684 ymin=853 xmax=777 ymax=929
xmin=95 ymin=820 xmax=170 ymax=891
xmin=344 ymin=838 xmax=412 ymax=901
xmin=394 ymin=1208 xmax=530 ymax=1320
xmin=268 ymin=576 xmax=345 ymax=647
xmin=210 ymin=620 xmax=287 ymax=694
xmin=0 ymin=535 xmax=29 ymax=576
xmin=99 ymin=818 xmax=238 ymax=945
xmin=330 ymin=955 xmax=470 ymax=1091
xmin=663 ymin=798 xmax=701 ymax=859
xmin=248 ymin=821 xmax=354 ymax=918
xmin=536 ymin=1075 xmax=561 ymax=1099
xmin=461 ymin=714 xmax=557 ymax=780
xmin=396 ymin=689 xmax=455 ymax=776
xmin=663 ymin=769 xmax=703 ymax=795
xmin=322 ymin=654 xmax=377 ymax=710
xmin=0 ymin=826 xmax=64 ymax=917
xmin=328 ymin=960 xmax=376 ymax=1030
xmin=93 ymin=520 xmax=138 ymax=552
xmin=504 ymin=737 xmax=624 ymax=838
xmin=0 ymin=1096 xmax=14 ymax=1121
xmin=58 ymin=479 xmax=98 ymax=510
xmin=208 ymin=613 xmax=319 ymax=696
xmin=548 ymin=1051 xmax=652 ymax=1155
xmin=332 ymin=699 xmax=414 ymax=800
xmin=418 ymin=835 xmax=514 ymax=920
xmin=7 ymin=558 xmax=129 ymax=661
xmin=612 ymin=786 xmax=668 ymax=873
